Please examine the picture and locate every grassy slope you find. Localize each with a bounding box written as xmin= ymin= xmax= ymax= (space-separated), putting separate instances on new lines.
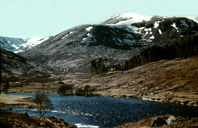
xmin=78 ymin=56 xmax=198 ymax=106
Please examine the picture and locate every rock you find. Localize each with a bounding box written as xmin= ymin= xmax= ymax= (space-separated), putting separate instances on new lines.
xmin=20 ymin=111 xmax=29 ymax=116
xmin=138 ymin=80 xmax=143 ymax=84
xmin=182 ymin=100 xmax=189 ymax=105
xmin=156 ymin=98 xmax=161 ymax=101
xmin=151 ymin=117 xmax=167 ymax=127
xmin=166 ymin=116 xmax=176 ymax=124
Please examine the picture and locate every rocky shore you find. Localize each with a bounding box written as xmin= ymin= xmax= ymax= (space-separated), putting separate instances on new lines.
xmin=0 ymin=109 xmax=77 ymax=128
xmin=116 ymin=115 xmax=198 ymax=128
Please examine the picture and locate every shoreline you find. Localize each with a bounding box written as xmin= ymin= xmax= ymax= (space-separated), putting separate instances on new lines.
xmin=1 ymin=92 xmax=197 ymax=109
xmin=1 ymin=93 xmax=198 ymax=128
xmin=0 ymin=93 xmax=36 ymax=108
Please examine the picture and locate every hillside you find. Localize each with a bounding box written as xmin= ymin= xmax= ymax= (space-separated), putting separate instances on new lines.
xmin=1 ymin=48 xmax=60 ymax=84
xmin=75 ymin=56 xmax=198 ymax=106
xmin=6 ymin=55 xmax=198 ymax=107
xmin=19 ymin=15 xmax=198 ymax=78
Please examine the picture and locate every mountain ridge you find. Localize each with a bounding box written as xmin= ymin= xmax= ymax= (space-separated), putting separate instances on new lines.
xmin=0 ymin=36 xmax=49 ymax=53
xmin=19 ymin=15 xmax=198 ymax=78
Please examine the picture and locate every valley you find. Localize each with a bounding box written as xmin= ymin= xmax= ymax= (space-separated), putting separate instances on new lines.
xmin=1 ymin=12 xmax=198 ymax=127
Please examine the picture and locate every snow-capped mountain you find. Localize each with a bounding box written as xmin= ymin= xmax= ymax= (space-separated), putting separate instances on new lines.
xmin=19 ymin=12 xmax=198 ymax=78
xmin=101 ymin=12 xmax=152 ymax=25
xmin=0 ymin=36 xmax=49 ymax=53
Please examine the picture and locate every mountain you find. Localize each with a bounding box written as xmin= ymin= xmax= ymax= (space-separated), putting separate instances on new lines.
xmin=1 ymin=48 xmax=59 ymax=82
xmin=19 ymin=13 xmax=198 ymax=78
xmin=0 ymin=36 xmax=49 ymax=53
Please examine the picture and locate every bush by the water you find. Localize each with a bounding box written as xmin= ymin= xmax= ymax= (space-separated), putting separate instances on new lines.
xmin=75 ymin=85 xmax=95 ymax=96
xmin=32 ymin=93 xmax=53 ymax=116
xmin=57 ymin=84 xmax=73 ymax=96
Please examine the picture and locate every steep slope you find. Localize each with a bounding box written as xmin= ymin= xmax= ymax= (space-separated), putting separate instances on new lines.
xmin=20 ymin=13 xmax=198 ymax=77
xmin=1 ymin=48 xmax=58 ymax=82
xmin=0 ymin=36 xmax=49 ymax=53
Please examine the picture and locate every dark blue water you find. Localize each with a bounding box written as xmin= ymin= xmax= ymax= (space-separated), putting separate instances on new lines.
xmin=2 ymin=93 xmax=198 ymax=128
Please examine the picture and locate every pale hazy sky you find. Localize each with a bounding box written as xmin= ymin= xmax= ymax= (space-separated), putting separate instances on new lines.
xmin=0 ymin=0 xmax=198 ymax=38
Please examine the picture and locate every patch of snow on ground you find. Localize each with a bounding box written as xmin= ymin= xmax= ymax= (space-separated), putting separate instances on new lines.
xmin=62 ymin=34 xmax=68 ymax=39
xmin=69 ymin=31 xmax=73 ymax=34
xmin=22 ymin=37 xmax=49 ymax=47
xmin=87 ymin=33 xmax=92 ymax=38
xmin=149 ymin=35 xmax=155 ymax=40
xmin=82 ymin=37 xmax=87 ymax=42
xmin=171 ymin=23 xmax=178 ymax=30
xmin=87 ymin=33 xmax=97 ymax=42
xmin=11 ymin=44 xmax=19 ymax=49
xmin=139 ymin=27 xmax=145 ymax=31
xmin=116 ymin=12 xmax=152 ymax=23
xmin=180 ymin=19 xmax=189 ymax=27
xmin=185 ymin=16 xmax=198 ymax=23
xmin=158 ymin=29 xmax=162 ymax=34
xmin=116 ymin=19 xmax=134 ymax=25
xmin=144 ymin=28 xmax=152 ymax=32
xmin=153 ymin=21 xmax=160 ymax=28
xmin=86 ymin=26 xmax=93 ymax=31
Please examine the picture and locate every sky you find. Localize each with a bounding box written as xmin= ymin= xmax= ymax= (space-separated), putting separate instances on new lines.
xmin=0 ymin=0 xmax=198 ymax=38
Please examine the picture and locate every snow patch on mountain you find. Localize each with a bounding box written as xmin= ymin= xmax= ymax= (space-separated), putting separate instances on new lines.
xmin=86 ymin=26 xmax=93 ymax=31
xmin=114 ymin=12 xmax=152 ymax=24
xmin=154 ymin=21 xmax=160 ymax=28
xmin=158 ymin=29 xmax=162 ymax=34
xmin=185 ymin=16 xmax=198 ymax=23
xmin=0 ymin=36 xmax=49 ymax=53
xmin=62 ymin=34 xmax=68 ymax=39
xmin=171 ymin=23 xmax=178 ymax=31
xmin=22 ymin=37 xmax=49 ymax=48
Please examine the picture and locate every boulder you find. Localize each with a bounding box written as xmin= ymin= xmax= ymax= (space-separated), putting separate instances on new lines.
xmin=151 ymin=117 xmax=167 ymax=127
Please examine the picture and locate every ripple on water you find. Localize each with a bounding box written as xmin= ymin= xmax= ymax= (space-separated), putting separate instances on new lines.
xmin=2 ymin=93 xmax=198 ymax=128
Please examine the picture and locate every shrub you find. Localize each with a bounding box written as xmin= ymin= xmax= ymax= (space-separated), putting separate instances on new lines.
xmin=57 ymin=84 xmax=73 ymax=96
xmin=32 ymin=93 xmax=53 ymax=116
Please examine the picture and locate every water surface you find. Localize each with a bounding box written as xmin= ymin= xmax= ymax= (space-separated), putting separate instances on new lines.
xmin=2 ymin=93 xmax=198 ymax=128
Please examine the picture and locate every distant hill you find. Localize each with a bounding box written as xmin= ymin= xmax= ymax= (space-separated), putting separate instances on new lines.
xmin=1 ymin=48 xmax=59 ymax=82
xmin=0 ymin=36 xmax=49 ymax=53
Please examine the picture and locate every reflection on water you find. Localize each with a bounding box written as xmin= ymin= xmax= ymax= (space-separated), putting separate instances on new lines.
xmin=2 ymin=93 xmax=198 ymax=128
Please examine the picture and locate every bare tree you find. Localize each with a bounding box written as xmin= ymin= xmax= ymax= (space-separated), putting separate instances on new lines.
xmin=32 ymin=93 xmax=53 ymax=116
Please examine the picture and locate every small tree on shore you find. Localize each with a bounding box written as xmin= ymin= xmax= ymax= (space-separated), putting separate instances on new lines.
xmin=57 ymin=84 xmax=73 ymax=96
xmin=32 ymin=93 xmax=53 ymax=116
